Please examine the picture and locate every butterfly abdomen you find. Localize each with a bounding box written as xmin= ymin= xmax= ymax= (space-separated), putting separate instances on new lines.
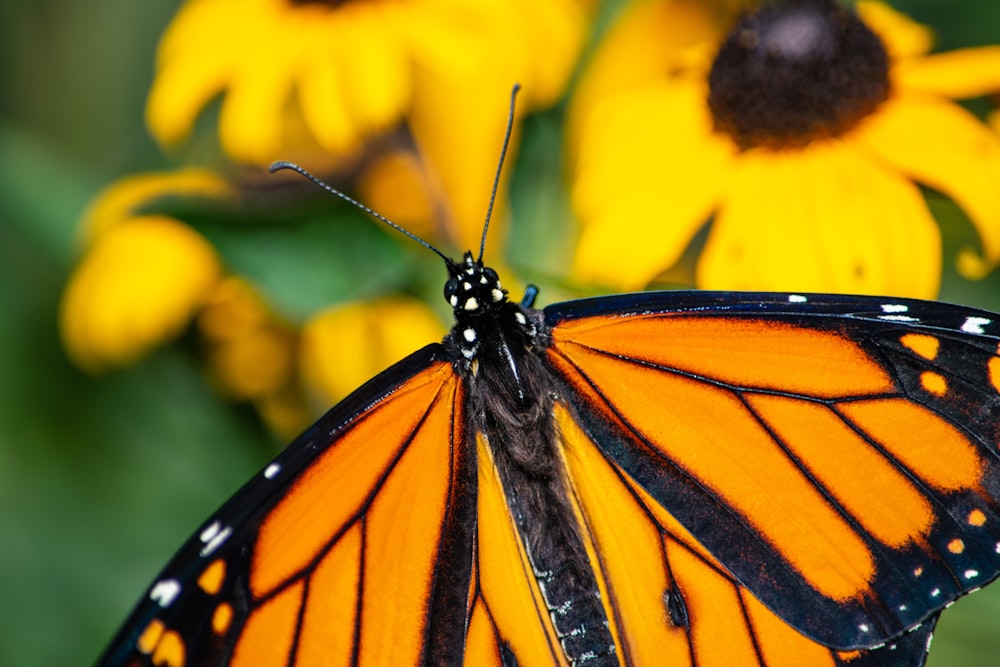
xmin=456 ymin=277 xmax=619 ymax=665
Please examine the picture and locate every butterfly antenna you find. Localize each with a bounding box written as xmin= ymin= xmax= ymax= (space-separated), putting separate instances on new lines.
xmin=477 ymin=84 xmax=521 ymax=263
xmin=268 ymin=160 xmax=454 ymax=267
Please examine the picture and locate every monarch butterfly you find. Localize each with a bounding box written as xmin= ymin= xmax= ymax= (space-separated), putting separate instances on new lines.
xmin=96 ymin=91 xmax=1000 ymax=667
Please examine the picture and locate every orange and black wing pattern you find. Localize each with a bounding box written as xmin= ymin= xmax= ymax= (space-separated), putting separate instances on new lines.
xmin=95 ymin=345 xmax=482 ymax=666
xmin=97 ymin=287 xmax=1000 ymax=667
xmin=543 ymin=290 xmax=1000 ymax=663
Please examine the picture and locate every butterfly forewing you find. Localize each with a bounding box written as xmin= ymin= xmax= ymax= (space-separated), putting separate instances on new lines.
xmin=544 ymin=291 xmax=1000 ymax=653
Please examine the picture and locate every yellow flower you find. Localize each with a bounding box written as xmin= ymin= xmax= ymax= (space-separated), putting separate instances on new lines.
xmin=299 ymin=297 xmax=446 ymax=408
xmin=570 ymin=0 xmax=1000 ymax=297
xmin=149 ymin=0 xmax=584 ymax=162
xmin=62 ymin=169 xmax=231 ymax=371
xmin=199 ymin=277 xmax=310 ymax=439
xmin=61 ymin=216 xmax=222 ymax=371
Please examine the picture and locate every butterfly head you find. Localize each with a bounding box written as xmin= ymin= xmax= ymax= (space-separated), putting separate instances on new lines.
xmin=444 ymin=252 xmax=508 ymax=316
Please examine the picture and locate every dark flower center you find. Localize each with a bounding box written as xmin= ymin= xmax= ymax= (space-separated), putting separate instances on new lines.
xmin=707 ymin=0 xmax=890 ymax=149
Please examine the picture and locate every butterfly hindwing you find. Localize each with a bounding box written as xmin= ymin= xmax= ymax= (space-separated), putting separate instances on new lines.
xmin=543 ymin=290 xmax=1000 ymax=654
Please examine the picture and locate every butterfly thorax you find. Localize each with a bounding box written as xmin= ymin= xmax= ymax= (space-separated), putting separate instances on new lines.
xmin=445 ymin=253 xmax=618 ymax=665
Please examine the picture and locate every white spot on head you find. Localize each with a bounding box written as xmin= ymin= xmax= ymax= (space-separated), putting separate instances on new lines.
xmin=515 ymin=312 xmax=527 ymax=325
xmin=965 ymin=569 xmax=980 ymax=579
xmin=480 ymin=276 xmax=488 ymax=284
xmin=788 ymin=294 xmax=807 ymax=303
xmin=150 ymin=579 xmax=182 ymax=608
xmin=450 ymin=295 xmax=458 ymax=307
xmin=464 ymin=297 xmax=479 ymax=311
xmin=200 ymin=523 xmax=233 ymax=557
xmin=491 ymin=289 xmax=504 ymax=303
xmin=462 ymin=281 xmax=472 ymax=291
xmin=962 ymin=316 xmax=991 ymax=334
xmin=264 ymin=462 xmax=281 ymax=479
xmin=881 ymin=304 xmax=909 ymax=313
xmin=466 ymin=266 xmax=475 ymax=275
xmin=463 ymin=328 xmax=477 ymax=342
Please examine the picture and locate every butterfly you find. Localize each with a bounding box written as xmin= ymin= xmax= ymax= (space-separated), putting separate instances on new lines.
xmin=96 ymin=92 xmax=1000 ymax=667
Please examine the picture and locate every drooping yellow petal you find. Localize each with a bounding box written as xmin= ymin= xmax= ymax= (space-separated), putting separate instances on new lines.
xmin=80 ymin=169 xmax=232 ymax=242
xmin=332 ymin=7 xmax=410 ymax=139
xmin=572 ymin=79 xmax=735 ymax=290
xmin=855 ymin=91 xmax=1000 ymax=271
xmin=895 ymin=46 xmax=1000 ymax=99
xmin=61 ymin=216 xmax=222 ymax=371
xmin=698 ymin=140 xmax=940 ymax=297
xmin=299 ymin=298 xmax=446 ymax=407
xmin=856 ymin=1 xmax=933 ymax=59
xmin=407 ymin=0 xmax=584 ymax=251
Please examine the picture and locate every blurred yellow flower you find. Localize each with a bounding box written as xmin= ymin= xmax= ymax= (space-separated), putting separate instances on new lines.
xmin=61 ymin=169 xmax=233 ymax=372
xmin=299 ymin=297 xmax=446 ymax=408
xmin=147 ymin=0 xmax=586 ymax=251
xmin=199 ymin=277 xmax=309 ymax=439
xmin=61 ymin=215 xmax=222 ymax=371
xmin=571 ymin=0 xmax=1000 ymax=297
xmin=149 ymin=0 xmax=583 ymax=162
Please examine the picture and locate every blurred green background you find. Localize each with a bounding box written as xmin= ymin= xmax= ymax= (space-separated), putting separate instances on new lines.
xmin=3 ymin=0 xmax=1000 ymax=665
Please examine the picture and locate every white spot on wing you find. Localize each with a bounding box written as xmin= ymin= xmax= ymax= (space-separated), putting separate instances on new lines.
xmin=264 ymin=462 xmax=281 ymax=479
xmin=965 ymin=569 xmax=980 ymax=579
xmin=961 ymin=317 xmax=991 ymax=334
xmin=880 ymin=315 xmax=919 ymax=322
xmin=200 ymin=524 xmax=233 ymax=557
xmin=200 ymin=521 xmax=221 ymax=543
xmin=788 ymin=294 xmax=807 ymax=303
xmin=150 ymin=579 xmax=181 ymax=608
xmin=881 ymin=304 xmax=909 ymax=313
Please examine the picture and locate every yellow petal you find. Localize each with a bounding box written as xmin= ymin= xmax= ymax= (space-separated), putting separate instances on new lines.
xmin=208 ymin=328 xmax=294 ymax=400
xmin=356 ymin=149 xmax=435 ymax=240
xmin=896 ymin=46 xmax=1000 ymax=99
xmin=566 ymin=0 xmax=720 ymax=153
xmin=855 ymin=92 xmax=1000 ymax=268
xmin=855 ymin=1 xmax=933 ymax=59
xmin=299 ymin=298 xmax=446 ymax=407
xmin=61 ymin=216 xmax=222 ymax=371
xmin=571 ymin=79 xmax=735 ymax=290
xmin=80 ymin=169 xmax=231 ymax=242
xmin=698 ymin=140 xmax=940 ymax=298
xmin=332 ymin=8 xmax=410 ymax=136
xmin=409 ymin=73 xmax=521 ymax=252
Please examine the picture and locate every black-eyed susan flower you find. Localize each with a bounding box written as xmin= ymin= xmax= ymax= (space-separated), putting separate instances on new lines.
xmin=147 ymin=0 xmax=586 ymax=251
xmin=570 ymin=0 xmax=1000 ymax=297
xmin=61 ymin=170 xmax=231 ymax=371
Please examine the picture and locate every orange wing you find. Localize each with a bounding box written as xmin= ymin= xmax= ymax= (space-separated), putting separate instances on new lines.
xmin=543 ymin=292 xmax=1000 ymax=659
xmin=97 ymin=349 xmax=484 ymax=666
